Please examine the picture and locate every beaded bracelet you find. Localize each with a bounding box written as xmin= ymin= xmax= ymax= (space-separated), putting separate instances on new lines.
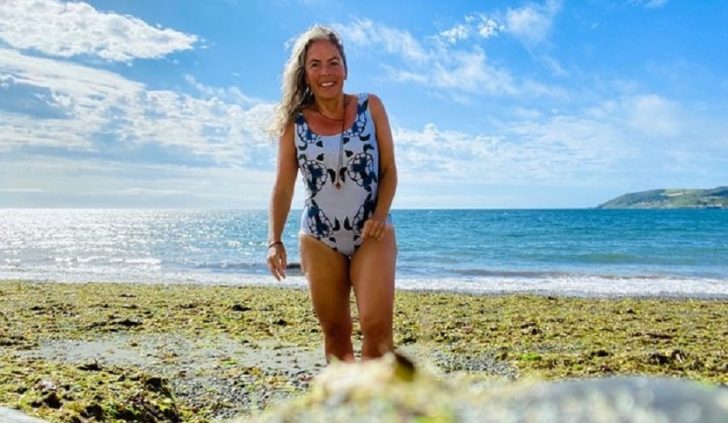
xmin=268 ymin=241 xmax=283 ymax=248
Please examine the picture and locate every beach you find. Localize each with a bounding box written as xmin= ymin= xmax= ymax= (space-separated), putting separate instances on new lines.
xmin=1 ymin=280 xmax=726 ymax=422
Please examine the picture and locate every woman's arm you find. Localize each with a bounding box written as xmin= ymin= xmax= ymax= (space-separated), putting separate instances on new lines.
xmin=362 ymin=94 xmax=398 ymax=241
xmin=267 ymin=122 xmax=298 ymax=280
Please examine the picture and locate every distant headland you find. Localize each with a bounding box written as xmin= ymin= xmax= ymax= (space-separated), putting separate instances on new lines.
xmin=597 ymin=186 xmax=727 ymax=209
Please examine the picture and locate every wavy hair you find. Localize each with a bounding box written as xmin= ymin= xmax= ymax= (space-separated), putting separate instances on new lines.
xmin=270 ymin=25 xmax=347 ymax=137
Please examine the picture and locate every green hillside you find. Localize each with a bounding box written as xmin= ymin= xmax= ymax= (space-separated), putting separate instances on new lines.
xmin=597 ymin=187 xmax=728 ymax=209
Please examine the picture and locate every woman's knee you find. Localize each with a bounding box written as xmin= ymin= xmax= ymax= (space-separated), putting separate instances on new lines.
xmin=319 ymin=319 xmax=352 ymax=339
xmin=359 ymin=314 xmax=392 ymax=339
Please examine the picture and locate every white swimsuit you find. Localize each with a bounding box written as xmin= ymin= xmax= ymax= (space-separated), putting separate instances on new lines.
xmin=295 ymin=93 xmax=379 ymax=256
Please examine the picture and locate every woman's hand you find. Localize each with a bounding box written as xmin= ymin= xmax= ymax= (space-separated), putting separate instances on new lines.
xmin=362 ymin=215 xmax=390 ymax=241
xmin=267 ymin=243 xmax=287 ymax=281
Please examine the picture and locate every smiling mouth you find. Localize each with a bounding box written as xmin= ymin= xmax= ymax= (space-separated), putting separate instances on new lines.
xmin=320 ymin=82 xmax=335 ymax=87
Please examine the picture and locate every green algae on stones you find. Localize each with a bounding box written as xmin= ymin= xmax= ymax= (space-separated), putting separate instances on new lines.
xmin=1 ymin=281 xmax=726 ymax=422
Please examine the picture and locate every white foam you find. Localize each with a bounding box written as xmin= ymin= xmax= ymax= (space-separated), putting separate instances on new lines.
xmin=394 ymin=275 xmax=728 ymax=298
xmin=1 ymin=270 xmax=727 ymax=298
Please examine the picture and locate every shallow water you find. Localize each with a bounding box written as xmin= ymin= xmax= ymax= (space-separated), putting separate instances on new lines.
xmin=1 ymin=208 xmax=726 ymax=296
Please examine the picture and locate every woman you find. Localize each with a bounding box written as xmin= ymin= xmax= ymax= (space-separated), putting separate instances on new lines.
xmin=267 ymin=25 xmax=398 ymax=362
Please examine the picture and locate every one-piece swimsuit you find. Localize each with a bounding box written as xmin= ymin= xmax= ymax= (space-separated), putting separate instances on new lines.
xmin=295 ymin=93 xmax=379 ymax=257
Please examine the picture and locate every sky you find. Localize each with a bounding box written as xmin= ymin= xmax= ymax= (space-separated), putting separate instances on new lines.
xmin=1 ymin=0 xmax=726 ymax=209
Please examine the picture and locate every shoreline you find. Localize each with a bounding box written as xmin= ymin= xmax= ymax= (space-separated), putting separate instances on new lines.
xmin=1 ymin=280 xmax=727 ymax=422
xmin=3 ymin=276 xmax=728 ymax=300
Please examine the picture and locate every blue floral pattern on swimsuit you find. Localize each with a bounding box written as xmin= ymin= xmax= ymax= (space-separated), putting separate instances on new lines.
xmin=295 ymin=93 xmax=379 ymax=256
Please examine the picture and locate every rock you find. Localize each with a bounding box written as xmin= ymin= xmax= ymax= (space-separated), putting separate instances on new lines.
xmin=0 ymin=407 xmax=49 ymax=423
xmin=232 ymin=353 xmax=728 ymax=422
xmin=41 ymin=392 xmax=62 ymax=409
xmin=590 ymin=349 xmax=611 ymax=358
xmin=144 ymin=375 xmax=172 ymax=396
xmin=114 ymin=318 xmax=143 ymax=328
xmin=231 ymin=304 xmax=252 ymax=312
xmin=35 ymin=379 xmax=56 ymax=392
xmin=470 ymin=377 xmax=728 ymax=422
xmin=81 ymin=403 xmax=104 ymax=419
xmin=78 ymin=360 xmax=102 ymax=371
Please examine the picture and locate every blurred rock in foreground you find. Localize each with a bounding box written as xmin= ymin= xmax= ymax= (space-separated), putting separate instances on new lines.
xmin=0 ymin=407 xmax=48 ymax=423
xmin=237 ymin=353 xmax=728 ymax=423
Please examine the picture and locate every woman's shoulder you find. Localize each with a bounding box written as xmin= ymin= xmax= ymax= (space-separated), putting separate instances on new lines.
xmin=297 ymin=105 xmax=317 ymax=126
xmin=359 ymin=92 xmax=382 ymax=104
xmin=298 ymin=104 xmax=314 ymax=117
xmin=361 ymin=93 xmax=386 ymax=116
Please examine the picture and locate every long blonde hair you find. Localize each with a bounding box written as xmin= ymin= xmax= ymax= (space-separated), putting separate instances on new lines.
xmin=270 ymin=25 xmax=348 ymax=137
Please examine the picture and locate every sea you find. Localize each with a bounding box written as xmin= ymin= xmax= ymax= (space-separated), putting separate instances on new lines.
xmin=1 ymin=209 xmax=727 ymax=298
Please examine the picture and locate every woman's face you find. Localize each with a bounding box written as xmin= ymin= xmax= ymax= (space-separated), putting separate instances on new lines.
xmin=304 ymin=39 xmax=346 ymax=101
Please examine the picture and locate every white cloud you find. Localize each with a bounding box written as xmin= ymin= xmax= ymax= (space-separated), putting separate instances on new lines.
xmin=430 ymin=47 xmax=518 ymax=95
xmin=629 ymin=0 xmax=668 ymax=9
xmin=511 ymin=107 xmax=543 ymax=120
xmin=0 ymin=0 xmax=197 ymax=62
xmin=0 ymin=48 xmax=141 ymax=151
xmin=336 ymin=2 xmax=568 ymax=99
xmin=477 ymin=17 xmax=503 ymax=39
xmin=339 ymin=19 xmax=559 ymax=98
xmin=436 ymin=1 xmax=561 ymax=46
xmin=0 ymin=1 xmax=280 ymax=208
xmin=627 ymin=94 xmax=682 ymax=137
xmin=381 ymin=66 xmax=428 ymax=84
xmin=337 ymin=19 xmax=428 ymax=63
xmin=184 ymin=75 xmax=261 ymax=107
xmin=439 ymin=24 xmax=470 ymax=44
xmin=0 ymin=49 xmax=275 ymax=165
xmin=585 ymin=94 xmax=685 ymax=140
xmin=0 ymin=188 xmax=46 ymax=193
xmin=374 ymin=1 xmax=566 ymax=100
xmin=391 ymin=91 xmax=719 ymax=192
xmin=538 ymin=54 xmax=569 ymax=77
xmin=119 ymin=187 xmax=192 ymax=196
xmin=0 ymin=156 xmax=279 ymax=208
xmin=438 ymin=14 xmax=504 ymax=45
xmin=505 ymin=0 xmax=563 ymax=45
xmin=394 ymin=110 xmax=634 ymax=186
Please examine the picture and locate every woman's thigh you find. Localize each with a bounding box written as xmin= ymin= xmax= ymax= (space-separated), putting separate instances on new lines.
xmin=349 ymin=226 xmax=397 ymax=323
xmin=299 ymin=232 xmax=351 ymax=324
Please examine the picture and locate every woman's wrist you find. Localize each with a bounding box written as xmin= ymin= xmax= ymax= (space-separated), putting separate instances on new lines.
xmin=268 ymin=241 xmax=284 ymax=248
xmin=372 ymin=210 xmax=389 ymax=221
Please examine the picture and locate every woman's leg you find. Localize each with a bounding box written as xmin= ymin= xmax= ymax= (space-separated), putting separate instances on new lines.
xmin=299 ymin=233 xmax=354 ymax=362
xmin=350 ymin=225 xmax=397 ymax=359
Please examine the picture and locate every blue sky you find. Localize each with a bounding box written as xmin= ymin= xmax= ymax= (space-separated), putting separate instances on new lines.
xmin=1 ymin=0 xmax=726 ymax=208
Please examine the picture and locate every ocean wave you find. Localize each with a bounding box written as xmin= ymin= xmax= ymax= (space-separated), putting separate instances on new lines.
xmin=2 ymin=270 xmax=726 ymax=299
xmin=448 ymin=268 xmax=717 ymax=281
xmin=452 ymin=269 xmax=573 ymax=278
xmin=190 ymin=261 xmax=303 ymax=275
xmin=108 ymin=257 xmax=162 ymax=267
xmin=395 ymin=275 xmax=728 ymax=299
xmin=192 ymin=261 xmax=262 ymax=271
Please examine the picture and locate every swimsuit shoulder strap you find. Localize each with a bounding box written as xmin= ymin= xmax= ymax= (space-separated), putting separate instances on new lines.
xmin=357 ymin=92 xmax=368 ymax=106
